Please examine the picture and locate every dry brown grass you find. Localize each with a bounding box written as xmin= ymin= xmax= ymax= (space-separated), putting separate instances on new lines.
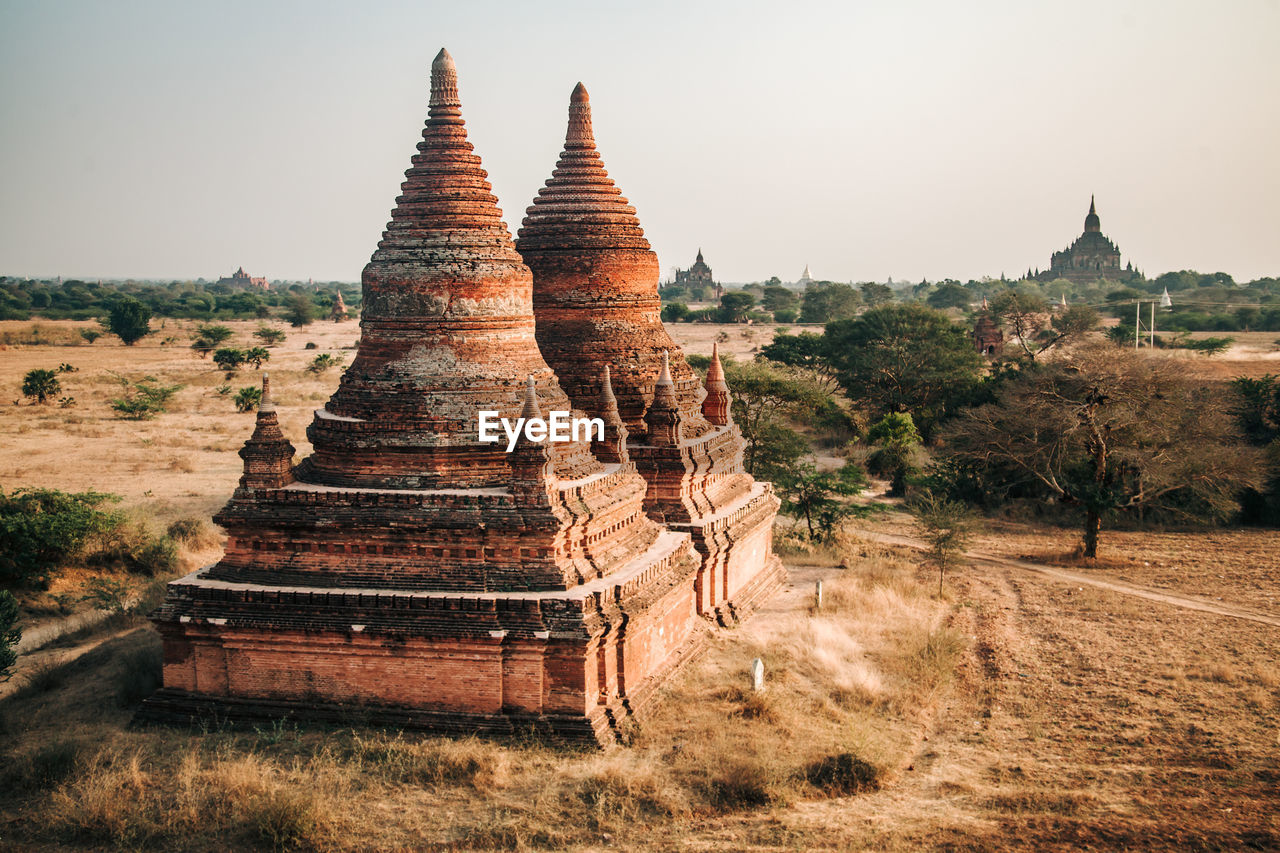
xmin=0 ymin=318 xmax=349 ymax=525
xmin=0 ymin=545 xmax=952 ymax=850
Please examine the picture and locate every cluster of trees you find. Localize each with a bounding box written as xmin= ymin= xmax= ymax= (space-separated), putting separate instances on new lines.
xmin=744 ymin=302 xmax=1274 ymax=557
xmin=0 ymin=277 xmax=357 ymax=324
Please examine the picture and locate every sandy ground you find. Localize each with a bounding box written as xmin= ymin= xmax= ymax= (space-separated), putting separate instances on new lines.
xmin=2 ymin=317 xmax=1278 ymax=849
xmin=672 ymin=531 xmax=1280 ymax=850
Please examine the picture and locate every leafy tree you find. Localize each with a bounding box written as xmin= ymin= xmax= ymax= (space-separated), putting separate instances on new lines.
xmin=860 ymin=282 xmax=894 ymax=307
xmin=103 ymin=296 xmax=152 ymax=345
xmin=245 ymin=346 xmax=271 ymax=369
xmin=21 ymin=368 xmax=61 ymax=404
xmin=189 ymin=323 xmax=233 ymax=358
xmin=1184 ymin=337 xmax=1234 ymax=356
xmin=284 ymin=293 xmax=316 ymax=327
xmin=0 ymin=488 xmax=122 ymax=587
xmin=1231 ymin=375 xmax=1280 ymax=446
xmin=926 ymin=282 xmax=971 ymax=310
xmin=823 ymin=304 xmax=983 ymax=440
xmin=0 ymin=590 xmax=19 ymax=682
xmin=758 ymin=331 xmax=839 ymax=390
xmin=721 ymin=359 xmax=830 ymax=475
xmin=110 ymin=374 xmax=182 ymax=420
xmin=866 ymin=412 xmax=922 ymax=496
xmin=776 ymin=461 xmax=867 ymax=542
xmin=800 ymin=281 xmax=860 ymax=324
xmin=909 ymin=492 xmax=978 ymax=595
xmin=254 ymin=325 xmax=287 ymax=347
xmin=79 ymin=328 xmax=102 ymax=344
xmin=1231 ymin=375 xmax=1280 ymax=525
xmin=234 ymin=386 xmax=263 ymax=412
xmin=750 ymin=419 xmax=811 ymax=484
xmin=661 ymin=302 xmax=691 ymax=323
xmin=213 ymin=347 xmax=247 ymax=374
xmin=761 ymin=285 xmax=798 ymax=314
xmin=941 ymin=345 xmax=1264 ymax=558
xmin=716 ymin=292 xmax=756 ymax=323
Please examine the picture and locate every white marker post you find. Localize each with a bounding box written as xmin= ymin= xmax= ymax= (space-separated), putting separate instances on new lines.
xmin=751 ymin=657 xmax=765 ymax=693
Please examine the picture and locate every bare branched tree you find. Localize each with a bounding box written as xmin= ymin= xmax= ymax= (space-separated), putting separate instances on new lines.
xmin=941 ymin=343 xmax=1263 ymax=558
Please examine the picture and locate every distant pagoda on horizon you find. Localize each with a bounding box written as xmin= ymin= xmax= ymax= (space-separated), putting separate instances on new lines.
xmin=1032 ymin=196 xmax=1135 ymax=284
xmin=216 ymin=266 xmax=269 ymax=290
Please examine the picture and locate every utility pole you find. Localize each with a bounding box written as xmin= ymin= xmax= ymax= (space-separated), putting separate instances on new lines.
xmin=1150 ymin=302 xmax=1156 ymax=348
xmin=1135 ymin=302 xmax=1141 ymax=349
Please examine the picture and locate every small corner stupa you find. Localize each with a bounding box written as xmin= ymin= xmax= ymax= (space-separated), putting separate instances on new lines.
xmin=142 ymin=51 xmax=703 ymax=743
xmin=516 ymin=83 xmax=785 ymax=623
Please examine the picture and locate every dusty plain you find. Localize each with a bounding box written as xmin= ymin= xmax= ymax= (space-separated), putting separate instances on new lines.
xmin=0 ymin=318 xmax=1278 ymax=851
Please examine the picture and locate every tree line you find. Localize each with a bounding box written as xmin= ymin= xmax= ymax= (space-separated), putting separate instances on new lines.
xmin=712 ymin=302 xmax=1277 ymax=558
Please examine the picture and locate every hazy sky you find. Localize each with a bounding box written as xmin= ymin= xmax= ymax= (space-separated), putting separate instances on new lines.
xmin=2 ymin=0 xmax=1278 ymax=284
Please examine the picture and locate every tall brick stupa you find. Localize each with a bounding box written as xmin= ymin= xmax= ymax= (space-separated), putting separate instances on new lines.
xmin=517 ymin=84 xmax=785 ymax=622
xmin=143 ymin=51 xmax=709 ymax=742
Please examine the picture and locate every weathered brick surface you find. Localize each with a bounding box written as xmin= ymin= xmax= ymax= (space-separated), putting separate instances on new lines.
xmin=516 ymin=84 xmax=785 ymax=623
xmin=145 ymin=50 xmax=708 ymax=745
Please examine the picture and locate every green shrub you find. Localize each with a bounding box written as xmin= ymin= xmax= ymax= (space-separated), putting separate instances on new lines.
xmin=307 ymin=353 xmax=343 ymax=373
xmin=212 ymin=347 xmax=246 ymax=374
xmin=0 ymin=590 xmax=20 ymax=682
xmin=189 ymin=324 xmax=233 ymax=358
xmin=244 ymin=346 xmax=270 ymax=369
xmin=254 ymin=325 xmax=287 ymax=347
xmin=109 ymin=375 xmax=181 ymax=420
xmin=22 ymin=368 xmax=61 ymax=404
xmin=0 ymin=488 xmax=122 ymax=588
xmin=234 ymin=386 xmax=263 ymax=413
xmin=80 ymin=576 xmax=132 ymax=613
xmin=804 ymin=753 xmax=880 ymax=796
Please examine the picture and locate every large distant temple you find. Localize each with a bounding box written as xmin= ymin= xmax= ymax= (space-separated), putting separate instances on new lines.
xmin=1034 ymin=197 xmax=1133 ymax=284
xmin=143 ymin=52 xmax=782 ymax=744
xmin=215 ymin=266 xmax=269 ymax=290
xmin=674 ymin=249 xmax=714 ymax=287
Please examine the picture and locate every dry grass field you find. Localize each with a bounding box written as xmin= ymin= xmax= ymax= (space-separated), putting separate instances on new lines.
xmin=1 ymin=318 xmax=1278 ymax=850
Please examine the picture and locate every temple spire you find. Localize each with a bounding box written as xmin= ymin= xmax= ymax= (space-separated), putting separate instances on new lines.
xmin=1085 ymin=194 xmax=1101 ymax=232
xmin=646 ymin=351 xmax=682 ymax=446
xmin=239 ymin=372 xmax=295 ymax=490
xmin=702 ymin=342 xmax=731 ymax=427
xmin=595 ymin=364 xmax=629 ymax=463
xmin=259 ymin=372 xmax=275 ymax=413
xmin=429 ymin=48 xmax=460 ymax=116
xmin=566 ymin=82 xmax=594 ymax=147
xmin=519 ymin=374 xmax=541 ymax=421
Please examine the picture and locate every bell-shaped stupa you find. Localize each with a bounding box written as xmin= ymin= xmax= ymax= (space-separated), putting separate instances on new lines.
xmin=518 ymin=84 xmax=784 ymax=622
xmin=143 ymin=52 xmax=701 ymax=743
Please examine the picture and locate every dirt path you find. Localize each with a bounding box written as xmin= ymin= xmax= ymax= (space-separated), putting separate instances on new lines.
xmin=862 ymin=530 xmax=1280 ymax=628
xmin=685 ymin=539 xmax=1280 ymax=849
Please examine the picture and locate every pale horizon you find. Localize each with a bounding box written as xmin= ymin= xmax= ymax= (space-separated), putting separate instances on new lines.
xmin=2 ymin=0 xmax=1278 ymax=285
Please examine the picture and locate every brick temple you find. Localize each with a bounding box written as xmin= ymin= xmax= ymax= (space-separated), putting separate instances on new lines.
xmin=142 ymin=51 xmax=783 ymax=743
xmin=516 ymin=82 xmax=784 ymax=622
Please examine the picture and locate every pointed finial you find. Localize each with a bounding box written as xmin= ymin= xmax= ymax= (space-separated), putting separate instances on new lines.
xmin=657 ymin=350 xmax=672 ymax=386
xmin=707 ymin=341 xmax=725 ymax=382
xmin=519 ymin=374 xmax=541 ymax=421
xmin=1089 ymin=194 xmax=1096 ymax=215
xmin=430 ymin=48 xmax=460 ymax=114
xmin=566 ymin=82 xmax=594 ymax=148
xmin=600 ymin=363 xmax=618 ymax=408
xmin=702 ymin=342 xmax=731 ymax=426
xmin=260 ymin=372 xmax=275 ymax=412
